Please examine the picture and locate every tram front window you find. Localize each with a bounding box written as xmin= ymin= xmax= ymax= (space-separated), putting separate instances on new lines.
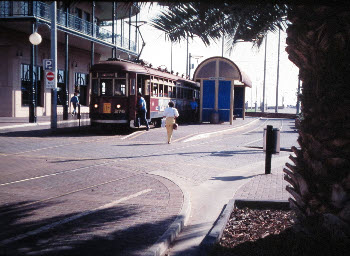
xmin=100 ymin=79 xmax=113 ymax=96
xmin=92 ymin=79 xmax=99 ymax=95
xmin=115 ymin=79 xmax=126 ymax=96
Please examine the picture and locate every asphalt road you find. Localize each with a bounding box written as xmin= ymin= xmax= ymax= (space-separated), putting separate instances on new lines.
xmin=0 ymin=118 xmax=298 ymax=256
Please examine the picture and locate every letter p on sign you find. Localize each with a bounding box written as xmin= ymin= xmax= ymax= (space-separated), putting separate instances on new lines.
xmin=43 ymin=59 xmax=53 ymax=71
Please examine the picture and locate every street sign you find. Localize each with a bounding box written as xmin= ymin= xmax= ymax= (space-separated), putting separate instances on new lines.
xmin=45 ymin=70 xmax=56 ymax=89
xmin=47 ymin=72 xmax=54 ymax=81
xmin=43 ymin=59 xmax=53 ymax=70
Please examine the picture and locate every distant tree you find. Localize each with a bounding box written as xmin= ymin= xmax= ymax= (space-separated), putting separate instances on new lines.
xmin=152 ymin=2 xmax=350 ymax=239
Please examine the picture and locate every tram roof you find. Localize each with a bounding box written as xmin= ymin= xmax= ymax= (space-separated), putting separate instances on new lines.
xmin=91 ymin=60 xmax=198 ymax=87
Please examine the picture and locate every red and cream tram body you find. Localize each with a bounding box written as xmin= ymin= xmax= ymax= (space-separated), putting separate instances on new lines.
xmin=89 ymin=59 xmax=199 ymax=127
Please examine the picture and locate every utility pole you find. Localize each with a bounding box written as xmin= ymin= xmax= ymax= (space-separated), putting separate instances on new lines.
xmin=222 ymin=35 xmax=224 ymax=57
xmin=275 ymin=28 xmax=281 ymax=113
xmin=186 ymin=35 xmax=189 ymax=77
xmin=262 ymin=35 xmax=267 ymax=112
xmin=50 ymin=1 xmax=57 ymax=131
xmin=296 ymin=72 xmax=301 ymax=114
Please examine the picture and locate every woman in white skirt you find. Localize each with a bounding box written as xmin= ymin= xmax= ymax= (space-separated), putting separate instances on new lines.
xmin=163 ymin=101 xmax=179 ymax=144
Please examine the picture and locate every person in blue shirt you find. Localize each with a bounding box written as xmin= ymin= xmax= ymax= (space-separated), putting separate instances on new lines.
xmin=190 ymin=97 xmax=198 ymax=123
xmin=136 ymin=92 xmax=149 ymax=130
xmin=70 ymin=92 xmax=79 ymax=116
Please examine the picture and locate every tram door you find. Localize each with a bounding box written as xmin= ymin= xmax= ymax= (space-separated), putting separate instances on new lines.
xmin=137 ymin=75 xmax=150 ymax=119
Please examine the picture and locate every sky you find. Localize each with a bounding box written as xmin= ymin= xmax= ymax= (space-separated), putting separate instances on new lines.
xmin=135 ymin=4 xmax=300 ymax=107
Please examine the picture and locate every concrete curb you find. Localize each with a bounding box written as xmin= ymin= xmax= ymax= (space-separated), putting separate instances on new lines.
xmin=200 ymin=199 xmax=236 ymax=253
xmin=146 ymin=171 xmax=192 ymax=256
xmin=200 ymin=199 xmax=290 ymax=255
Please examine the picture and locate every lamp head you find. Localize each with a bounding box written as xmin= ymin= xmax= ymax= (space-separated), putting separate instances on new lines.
xmin=29 ymin=32 xmax=42 ymax=45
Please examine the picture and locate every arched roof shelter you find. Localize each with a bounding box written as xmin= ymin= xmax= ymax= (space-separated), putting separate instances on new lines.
xmin=193 ymin=56 xmax=252 ymax=87
xmin=193 ymin=57 xmax=252 ymax=124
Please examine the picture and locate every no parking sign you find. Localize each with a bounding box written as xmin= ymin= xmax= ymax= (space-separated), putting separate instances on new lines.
xmin=45 ymin=70 xmax=56 ymax=89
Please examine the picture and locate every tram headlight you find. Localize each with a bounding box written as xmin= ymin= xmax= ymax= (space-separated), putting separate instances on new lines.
xmin=116 ymin=104 xmax=121 ymax=109
xmin=94 ymin=104 xmax=98 ymax=109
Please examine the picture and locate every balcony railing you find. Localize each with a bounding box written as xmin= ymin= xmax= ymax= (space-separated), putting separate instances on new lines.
xmin=0 ymin=1 xmax=136 ymax=53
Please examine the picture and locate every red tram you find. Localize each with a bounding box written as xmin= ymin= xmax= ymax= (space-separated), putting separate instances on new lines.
xmin=89 ymin=59 xmax=200 ymax=128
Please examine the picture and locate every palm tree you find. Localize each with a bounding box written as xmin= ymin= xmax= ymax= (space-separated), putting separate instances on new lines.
xmin=151 ymin=2 xmax=350 ymax=239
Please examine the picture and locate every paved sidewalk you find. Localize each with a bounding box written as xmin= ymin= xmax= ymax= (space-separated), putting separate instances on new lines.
xmin=0 ymin=114 xmax=90 ymax=130
xmin=234 ymin=166 xmax=290 ymax=202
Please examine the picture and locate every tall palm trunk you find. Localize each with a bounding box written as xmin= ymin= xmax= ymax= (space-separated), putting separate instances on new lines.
xmin=284 ymin=5 xmax=350 ymax=238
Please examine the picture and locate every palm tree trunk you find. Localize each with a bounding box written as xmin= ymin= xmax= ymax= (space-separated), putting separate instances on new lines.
xmin=284 ymin=5 xmax=350 ymax=238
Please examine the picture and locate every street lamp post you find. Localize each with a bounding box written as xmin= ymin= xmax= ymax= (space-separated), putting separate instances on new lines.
xmin=29 ymin=2 xmax=57 ymax=131
xmin=28 ymin=23 xmax=39 ymax=123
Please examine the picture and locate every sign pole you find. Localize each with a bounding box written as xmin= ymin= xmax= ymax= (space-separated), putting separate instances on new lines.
xmin=50 ymin=1 xmax=57 ymax=131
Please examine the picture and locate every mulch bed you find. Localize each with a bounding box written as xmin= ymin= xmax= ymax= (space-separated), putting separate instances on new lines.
xmin=209 ymin=207 xmax=349 ymax=256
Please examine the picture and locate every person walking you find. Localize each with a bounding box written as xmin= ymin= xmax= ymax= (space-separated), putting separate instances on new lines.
xmin=190 ymin=97 xmax=198 ymax=123
xmin=70 ymin=92 xmax=79 ymax=116
xmin=163 ymin=101 xmax=179 ymax=144
xmin=136 ymin=92 xmax=149 ymax=130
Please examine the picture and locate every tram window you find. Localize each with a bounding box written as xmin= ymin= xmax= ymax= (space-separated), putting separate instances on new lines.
xmin=164 ymin=85 xmax=168 ymax=97
xmin=159 ymin=84 xmax=163 ymax=97
xmin=92 ymin=79 xmax=99 ymax=95
xmin=168 ymin=86 xmax=171 ymax=98
xmin=115 ymin=79 xmax=126 ymax=96
xmin=130 ymin=78 xmax=136 ymax=95
xmin=144 ymin=80 xmax=150 ymax=96
xmin=152 ymin=83 xmax=158 ymax=97
xmin=100 ymin=79 xmax=113 ymax=96
xmin=177 ymin=87 xmax=182 ymax=98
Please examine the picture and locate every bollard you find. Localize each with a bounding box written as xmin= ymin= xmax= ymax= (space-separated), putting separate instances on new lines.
xmin=264 ymin=125 xmax=274 ymax=174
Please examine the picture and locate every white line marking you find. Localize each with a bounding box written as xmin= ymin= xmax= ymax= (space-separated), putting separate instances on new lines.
xmin=121 ymin=131 xmax=144 ymax=140
xmin=184 ymin=118 xmax=260 ymax=142
xmin=244 ymin=138 xmax=263 ymax=146
xmin=0 ymin=189 xmax=152 ymax=246
xmin=0 ymin=162 xmax=111 ymax=186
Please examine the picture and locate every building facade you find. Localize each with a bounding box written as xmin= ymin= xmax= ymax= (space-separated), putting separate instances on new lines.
xmin=0 ymin=1 xmax=140 ymax=119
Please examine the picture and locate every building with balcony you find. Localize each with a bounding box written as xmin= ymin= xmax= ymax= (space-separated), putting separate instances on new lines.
xmin=0 ymin=1 xmax=141 ymax=119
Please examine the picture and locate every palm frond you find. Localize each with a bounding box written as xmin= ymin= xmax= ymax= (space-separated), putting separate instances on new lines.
xmin=150 ymin=2 xmax=290 ymax=50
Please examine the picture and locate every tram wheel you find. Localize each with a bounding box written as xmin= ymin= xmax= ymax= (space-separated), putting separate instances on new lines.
xmin=154 ymin=118 xmax=162 ymax=128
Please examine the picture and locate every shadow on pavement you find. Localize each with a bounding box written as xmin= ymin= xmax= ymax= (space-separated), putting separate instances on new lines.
xmin=210 ymin=175 xmax=257 ymax=182
xmin=50 ymin=149 xmax=264 ymax=164
xmin=0 ymin=200 xmax=178 ymax=256
xmin=0 ymin=126 xmax=134 ymax=138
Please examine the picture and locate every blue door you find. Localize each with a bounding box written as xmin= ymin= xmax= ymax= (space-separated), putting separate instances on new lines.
xmin=218 ymin=81 xmax=231 ymax=121
xmin=202 ymin=80 xmax=215 ymax=122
